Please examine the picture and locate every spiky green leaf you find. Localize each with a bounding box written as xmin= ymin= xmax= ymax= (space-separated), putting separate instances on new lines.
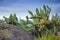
xmin=28 ymin=10 xmax=33 ymax=16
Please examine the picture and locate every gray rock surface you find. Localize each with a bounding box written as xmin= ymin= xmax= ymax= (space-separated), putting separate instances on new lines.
xmin=0 ymin=24 xmax=34 ymax=40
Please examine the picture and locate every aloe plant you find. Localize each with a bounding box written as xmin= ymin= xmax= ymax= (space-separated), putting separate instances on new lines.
xmin=3 ymin=13 xmax=18 ymax=26
xmin=27 ymin=5 xmax=52 ymax=37
xmin=51 ymin=13 xmax=60 ymax=34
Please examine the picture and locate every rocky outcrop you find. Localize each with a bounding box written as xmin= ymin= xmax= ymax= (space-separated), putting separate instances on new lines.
xmin=0 ymin=23 xmax=33 ymax=40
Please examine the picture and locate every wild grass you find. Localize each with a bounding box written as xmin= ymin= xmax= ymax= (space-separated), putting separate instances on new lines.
xmin=34 ymin=33 xmax=60 ymax=40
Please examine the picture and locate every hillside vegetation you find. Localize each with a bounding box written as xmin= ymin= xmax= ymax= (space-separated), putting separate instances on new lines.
xmin=0 ymin=5 xmax=60 ymax=40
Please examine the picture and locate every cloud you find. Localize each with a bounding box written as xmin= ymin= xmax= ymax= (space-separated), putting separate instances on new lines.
xmin=0 ymin=7 xmax=12 ymax=12
xmin=0 ymin=0 xmax=60 ymax=20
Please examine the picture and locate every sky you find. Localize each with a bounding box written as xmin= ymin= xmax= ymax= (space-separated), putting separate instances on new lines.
xmin=0 ymin=0 xmax=60 ymax=19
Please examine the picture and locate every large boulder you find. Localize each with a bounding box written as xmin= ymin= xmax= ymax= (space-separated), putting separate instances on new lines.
xmin=0 ymin=23 xmax=34 ymax=40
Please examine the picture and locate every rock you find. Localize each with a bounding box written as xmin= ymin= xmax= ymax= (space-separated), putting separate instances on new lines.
xmin=0 ymin=23 xmax=34 ymax=40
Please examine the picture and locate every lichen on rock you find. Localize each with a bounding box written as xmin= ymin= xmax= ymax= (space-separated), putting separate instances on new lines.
xmin=0 ymin=23 xmax=33 ymax=40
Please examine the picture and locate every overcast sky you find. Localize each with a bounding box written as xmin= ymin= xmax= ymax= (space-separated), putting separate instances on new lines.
xmin=0 ymin=0 xmax=60 ymax=19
